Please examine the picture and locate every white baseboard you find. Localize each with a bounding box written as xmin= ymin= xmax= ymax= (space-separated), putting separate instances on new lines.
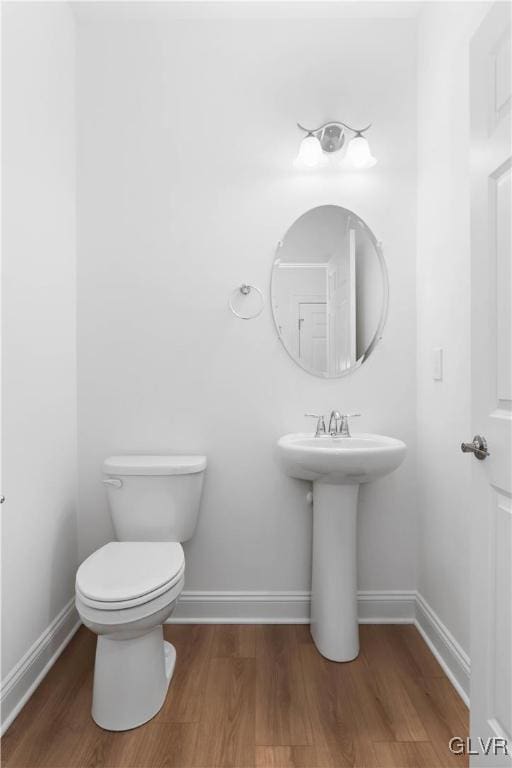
xmin=170 ymin=591 xmax=312 ymax=623
xmin=414 ymin=592 xmax=470 ymax=706
xmin=0 ymin=598 xmax=80 ymax=736
xmin=169 ymin=589 xmax=417 ymax=624
xmin=358 ymin=590 xmax=417 ymax=623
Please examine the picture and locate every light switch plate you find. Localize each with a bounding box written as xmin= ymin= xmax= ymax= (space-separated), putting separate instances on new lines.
xmin=432 ymin=347 xmax=443 ymax=380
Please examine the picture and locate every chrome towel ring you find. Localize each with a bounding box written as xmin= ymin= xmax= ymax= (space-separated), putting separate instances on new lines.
xmin=228 ymin=284 xmax=264 ymax=320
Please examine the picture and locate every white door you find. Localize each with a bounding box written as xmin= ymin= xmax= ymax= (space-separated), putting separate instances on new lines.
xmin=470 ymin=4 xmax=511 ymax=766
xmin=298 ymin=302 xmax=327 ymax=372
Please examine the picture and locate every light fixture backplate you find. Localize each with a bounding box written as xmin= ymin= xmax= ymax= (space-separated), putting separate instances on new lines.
xmin=317 ymin=123 xmax=345 ymax=153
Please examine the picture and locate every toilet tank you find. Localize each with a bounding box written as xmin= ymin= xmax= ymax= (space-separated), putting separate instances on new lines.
xmin=102 ymin=455 xmax=207 ymax=542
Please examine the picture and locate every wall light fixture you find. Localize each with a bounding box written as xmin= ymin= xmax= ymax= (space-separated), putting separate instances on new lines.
xmin=294 ymin=121 xmax=377 ymax=170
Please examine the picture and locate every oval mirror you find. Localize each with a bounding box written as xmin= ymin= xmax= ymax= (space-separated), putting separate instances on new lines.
xmin=271 ymin=205 xmax=388 ymax=378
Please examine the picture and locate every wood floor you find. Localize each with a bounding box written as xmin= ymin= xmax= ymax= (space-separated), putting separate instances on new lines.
xmin=2 ymin=624 xmax=469 ymax=768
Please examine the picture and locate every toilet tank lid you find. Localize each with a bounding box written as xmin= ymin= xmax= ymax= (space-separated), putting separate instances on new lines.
xmin=103 ymin=454 xmax=207 ymax=476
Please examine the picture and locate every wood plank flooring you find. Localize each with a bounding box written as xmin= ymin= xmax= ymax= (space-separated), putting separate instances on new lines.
xmin=1 ymin=624 xmax=469 ymax=768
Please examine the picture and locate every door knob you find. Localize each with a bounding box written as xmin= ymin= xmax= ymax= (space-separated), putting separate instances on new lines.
xmin=460 ymin=435 xmax=489 ymax=460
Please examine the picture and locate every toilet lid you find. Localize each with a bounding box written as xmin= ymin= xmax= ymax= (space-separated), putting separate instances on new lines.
xmin=76 ymin=542 xmax=185 ymax=604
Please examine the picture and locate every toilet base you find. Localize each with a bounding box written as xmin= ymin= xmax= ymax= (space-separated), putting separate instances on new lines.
xmin=92 ymin=626 xmax=175 ymax=731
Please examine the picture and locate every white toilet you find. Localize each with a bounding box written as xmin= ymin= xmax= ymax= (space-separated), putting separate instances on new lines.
xmin=75 ymin=454 xmax=206 ymax=731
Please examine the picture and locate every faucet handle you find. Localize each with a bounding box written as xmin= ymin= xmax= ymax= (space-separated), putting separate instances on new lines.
xmin=304 ymin=413 xmax=327 ymax=436
xmin=337 ymin=413 xmax=361 ymax=438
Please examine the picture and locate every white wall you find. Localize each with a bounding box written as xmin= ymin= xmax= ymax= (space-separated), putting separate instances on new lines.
xmin=76 ymin=5 xmax=418 ymax=597
xmin=416 ymin=1 xmax=489 ymax=656
xmin=1 ymin=2 xmax=77 ymax=721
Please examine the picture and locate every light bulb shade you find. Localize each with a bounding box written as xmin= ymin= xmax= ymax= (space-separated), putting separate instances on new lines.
xmin=345 ymin=135 xmax=377 ymax=169
xmin=294 ymin=134 xmax=326 ymax=168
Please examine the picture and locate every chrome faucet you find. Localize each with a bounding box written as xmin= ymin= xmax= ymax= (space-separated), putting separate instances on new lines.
xmin=328 ymin=411 xmax=361 ymax=438
xmin=306 ymin=411 xmax=361 ymax=437
xmin=328 ymin=411 xmax=341 ymax=436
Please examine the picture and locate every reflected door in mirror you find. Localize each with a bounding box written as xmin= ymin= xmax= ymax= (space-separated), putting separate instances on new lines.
xmin=299 ymin=302 xmax=327 ymax=371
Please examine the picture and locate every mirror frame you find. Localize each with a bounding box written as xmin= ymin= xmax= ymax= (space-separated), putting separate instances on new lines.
xmin=270 ymin=205 xmax=389 ymax=379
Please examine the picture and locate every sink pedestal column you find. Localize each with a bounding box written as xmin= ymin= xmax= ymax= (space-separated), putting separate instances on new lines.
xmin=310 ymin=482 xmax=359 ymax=662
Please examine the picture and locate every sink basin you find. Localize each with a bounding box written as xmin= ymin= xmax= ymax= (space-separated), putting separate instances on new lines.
xmin=277 ymin=433 xmax=407 ymax=484
xmin=276 ymin=430 xmax=407 ymax=663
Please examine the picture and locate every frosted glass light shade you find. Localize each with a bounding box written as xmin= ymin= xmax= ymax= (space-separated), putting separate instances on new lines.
xmin=294 ymin=134 xmax=326 ymax=168
xmin=345 ymin=135 xmax=377 ymax=169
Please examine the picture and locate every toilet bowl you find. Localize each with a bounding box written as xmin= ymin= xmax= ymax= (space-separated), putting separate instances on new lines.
xmin=75 ymin=455 xmax=206 ymax=731
xmin=76 ymin=541 xmax=184 ymax=731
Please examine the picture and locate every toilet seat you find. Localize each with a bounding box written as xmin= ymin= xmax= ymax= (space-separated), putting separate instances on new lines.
xmin=76 ymin=541 xmax=185 ymax=611
xmin=76 ymin=574 xmax=184 ymax=631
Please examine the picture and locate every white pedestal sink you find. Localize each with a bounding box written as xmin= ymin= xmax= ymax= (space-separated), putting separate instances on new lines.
xmin=277 ymin=433 xmax=406 ymax=662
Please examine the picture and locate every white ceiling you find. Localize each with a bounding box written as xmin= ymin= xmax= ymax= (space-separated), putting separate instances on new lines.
xmin=72 ymin=0 xmax=424 ymax=23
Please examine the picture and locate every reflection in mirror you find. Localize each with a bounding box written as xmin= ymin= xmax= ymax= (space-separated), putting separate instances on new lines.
xmin=271 ymin=205 xmax=388 ymax=378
